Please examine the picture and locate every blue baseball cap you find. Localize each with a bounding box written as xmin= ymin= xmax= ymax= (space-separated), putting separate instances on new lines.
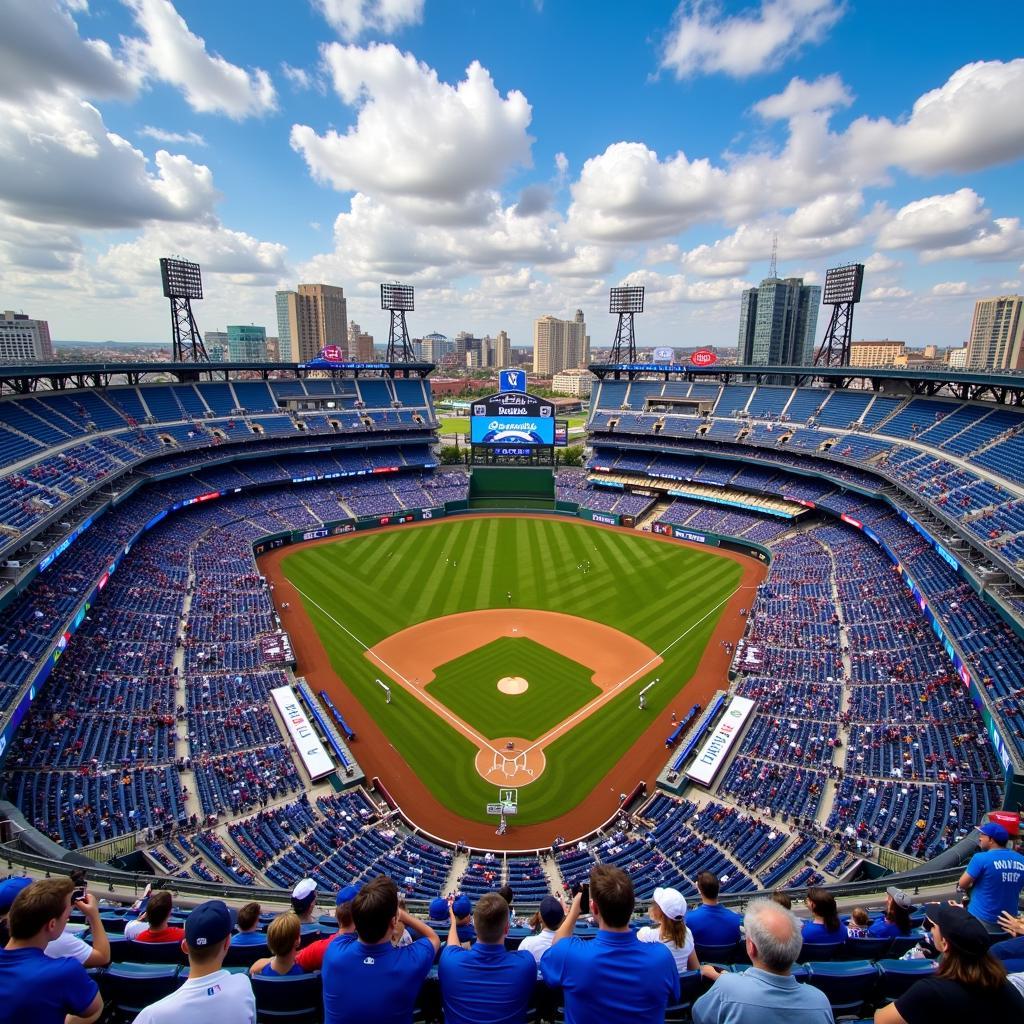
xmin=978 ymin=822 xmax=1009 ymax=844
xmin=336 ymin=884 xmax=360 ymax=905
xmin=539 ymin=895 xmax=565 ymax=929
xmin=0 ymin=877 xmax=31 ymax=913
xmin=184 ymin=900 xmax=237 ymax=948
xmin=452 ymin=895 xmax=472 ymax=918
xmin=429 ymin=897 xmax=449 ymax=920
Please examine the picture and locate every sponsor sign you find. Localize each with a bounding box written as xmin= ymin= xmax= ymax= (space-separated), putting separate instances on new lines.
xmin=653 ymin=347 xmax=674 ymax=363
xmin=260 ymin=632 xmax=295 ymax=665
xmin=591 ymin=512 xmax=617 ymax=526
xmin=686 ymin=696 xmax=755 ymax=786
xmin=271 ymin=686 xmax=335 ymax=780
xmin=690 ymin=348 xmax=718 ymax=367
xmin=302 ymin=528 xmax=329 ymax=541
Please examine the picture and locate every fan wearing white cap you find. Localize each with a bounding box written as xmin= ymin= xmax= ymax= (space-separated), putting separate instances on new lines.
xmin=637 ymin=887 xmax=699 ymax=974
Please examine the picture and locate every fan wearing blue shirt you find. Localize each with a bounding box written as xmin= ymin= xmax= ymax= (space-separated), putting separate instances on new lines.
xmin=322 ymin=874 xmax=441 ymax=1024
xmin=686 ymin=871 xmax=743 ymax=948
xmin=866 ymin=887 xmax=916 ymax=939
xmin=438 ymin=891 xmax=536 ymax=1024
xmin=540 ymin=864 xmax=679 ymax=1024
xmin=959 ymin=822 xmax=1024 ymax=930
xmin=800 ymin=888 xmax=845 ymax=946
xmin=0 ymin=876 xmax=103 ymax=1024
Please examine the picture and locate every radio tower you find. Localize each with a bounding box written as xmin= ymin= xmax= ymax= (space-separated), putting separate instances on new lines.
xmin=768 ymin=233 xmax=779 ymax=279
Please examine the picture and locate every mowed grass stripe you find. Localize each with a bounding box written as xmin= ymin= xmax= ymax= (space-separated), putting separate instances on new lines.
xmin=281 ymin=518 xmax=744 ymax=823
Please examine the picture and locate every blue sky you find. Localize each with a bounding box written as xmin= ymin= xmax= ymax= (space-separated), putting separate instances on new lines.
xmin=0 ymin=1 xmax=1022 ymax=351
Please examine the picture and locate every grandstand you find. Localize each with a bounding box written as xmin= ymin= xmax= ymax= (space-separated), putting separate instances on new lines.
xmin=0 ymin=359 xmax=1021 ymax=981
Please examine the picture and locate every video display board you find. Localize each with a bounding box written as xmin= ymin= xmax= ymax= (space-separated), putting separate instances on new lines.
xmin=470 ymin=391 xmax=555 ymax=447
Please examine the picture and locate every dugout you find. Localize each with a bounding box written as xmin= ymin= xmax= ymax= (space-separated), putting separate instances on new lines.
xmin=468 ymin=467 xmax=557 ymax=510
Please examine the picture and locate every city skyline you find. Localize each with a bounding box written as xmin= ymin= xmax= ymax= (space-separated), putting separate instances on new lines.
xmin=0 ymin=1 xmax=1021 ymax=352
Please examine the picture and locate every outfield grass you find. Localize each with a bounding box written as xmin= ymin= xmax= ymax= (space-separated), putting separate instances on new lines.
xmin=427 ymin=637 xmax=601 ymax=740
xmin=281 ymin=517 xmax=743 ymax=824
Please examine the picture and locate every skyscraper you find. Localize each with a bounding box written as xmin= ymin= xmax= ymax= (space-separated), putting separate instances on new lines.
xmin=965 ymin=295 xmax=1024 ymax=371
xmin=533 ymin=310 xmax=588 ymax=375
xmin=227 ymin=324 xmax=267 ymax=361
xmin=737 ymin=278 xmax=821 ymax=367
xmin=495 ymin=329 xmax=511 ymax=367
xmin=275 ymin=283 xmax=347 ymax=363
xmin=0 ymin=310 xmax=53 ymax=363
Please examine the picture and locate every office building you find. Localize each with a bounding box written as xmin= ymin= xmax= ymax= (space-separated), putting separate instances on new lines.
xmin=552 ymin=368 xmax=595 ymax=397
xmin=737 ymin=278 xmax=821 ymax=367
xmin=533 ymin=309 xmax=588 ymax=375
xmin=495 ymin=330 xmax=511 ymax=368
xmin=946 ymin=346 xmax=968 ymax=369
xmin=276 ymin=283 xmax=347 ymax=363
xmin=265 ymin=336 xmax=279 ymax=361
xmin=850 ymin=339 xmax=906 ymax=367
xmin=420 ymin=332 xmax=451 ymax=363
xmin=203 ymin=330 xmax=228 ymax=361
xmin=965 ymin=295 xmax=1024 ymax=371
xmin=0 ymin=310 xmax=53 ymax=363
xmin=348 ymin=321 xmax=375 ymax=361
xmin=227 ymin=324 xmax=267 ymax=361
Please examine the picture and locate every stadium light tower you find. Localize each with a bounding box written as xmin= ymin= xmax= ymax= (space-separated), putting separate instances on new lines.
xmin=814 ymin=263 xmax=864 ymax=368
xmin=607 ymin=285 xmax=645 ymax=364
xmin=381 ymin=282 xmax=415 ymax=362
xmin=160 ymin=257 xmax=207 ymax=362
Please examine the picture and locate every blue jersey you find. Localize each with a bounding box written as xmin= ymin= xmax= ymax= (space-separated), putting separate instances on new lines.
xmin=540 ymin=931 xmax=679 ymax=1024
xmin=438 ymin=941 xmax=536 ymax=1024
xmin=323 ymin=936 xmax=434 ymax=1024
xmin=965 ymin=847 xmax=1024 ymax=923
xmin=687 ymin=904 xmax=743 ymax=946
xmin=0 ymin=946 xmax=98 ymax=1024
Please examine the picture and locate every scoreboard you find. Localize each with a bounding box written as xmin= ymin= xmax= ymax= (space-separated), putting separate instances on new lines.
xmin=469 ymin=372 xmax=567 ymax=466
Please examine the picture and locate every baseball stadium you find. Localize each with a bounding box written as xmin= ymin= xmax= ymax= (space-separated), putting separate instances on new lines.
xmin=0 ymin=353 xmax=1023 ymax=1018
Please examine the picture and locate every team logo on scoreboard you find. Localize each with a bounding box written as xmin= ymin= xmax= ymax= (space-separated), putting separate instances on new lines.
xmin=473 ymin=404 xmax=486 ymax=416
xmin=499 ymin=369 xmax=526 ymax=393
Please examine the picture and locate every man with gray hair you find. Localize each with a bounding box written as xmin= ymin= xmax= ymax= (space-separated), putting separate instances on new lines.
xmin=692 ymin=898 xmax=834 ymax=1024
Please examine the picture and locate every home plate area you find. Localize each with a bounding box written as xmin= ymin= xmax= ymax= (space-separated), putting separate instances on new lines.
xmin=476 ymin=738 xmax=545 ymax=785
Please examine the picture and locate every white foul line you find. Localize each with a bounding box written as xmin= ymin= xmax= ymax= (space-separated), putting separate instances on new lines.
xmin=522 ymin=581 xmax=750 ymax=756
xmin=290 ymin=583 xmax=501 ymax=755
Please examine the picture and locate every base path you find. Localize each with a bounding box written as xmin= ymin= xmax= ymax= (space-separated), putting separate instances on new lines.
xmin=258 ymin=514 xmax=768 ymax=849
xmin=367 ymin=608 xmax=661 ymax=786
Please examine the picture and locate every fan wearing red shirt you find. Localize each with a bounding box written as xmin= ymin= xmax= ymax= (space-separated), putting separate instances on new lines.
xmin=295 ymin=884 xmax=360 ymax=971
xmin=134 ymin=891 xmax=185 ymax=944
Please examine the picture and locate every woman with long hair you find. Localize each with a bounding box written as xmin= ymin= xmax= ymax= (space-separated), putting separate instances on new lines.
xmin=867 ymin=886 xmax=915 ymax=938
xmin=801 ymin=887 xmax=844 ymax=944
xmin=875 ymin=902 xmax=1024 ymax=1022
xmin=637 ymin=887 xmax=700 ymax=973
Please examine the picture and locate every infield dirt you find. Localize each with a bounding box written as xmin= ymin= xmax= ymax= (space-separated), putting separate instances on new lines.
xmin=259 ymin=515 xmax=766 ymax=849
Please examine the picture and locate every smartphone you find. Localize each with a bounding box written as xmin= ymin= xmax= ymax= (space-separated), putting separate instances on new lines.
xmin=70 ymin=869 xmax=87 ymax=903
xmin=579 ymin=883 xmax=589 ymax=908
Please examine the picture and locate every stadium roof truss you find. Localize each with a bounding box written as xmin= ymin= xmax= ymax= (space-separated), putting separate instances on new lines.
xmin=588 ymin=363 xmax=1024 ymax=406
xmin=0 ymin=360 xmax=435 ymax=395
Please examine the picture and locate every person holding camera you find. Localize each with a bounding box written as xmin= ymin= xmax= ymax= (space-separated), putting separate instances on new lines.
xmin=540 ymin=865 xmax=679 ymax=1023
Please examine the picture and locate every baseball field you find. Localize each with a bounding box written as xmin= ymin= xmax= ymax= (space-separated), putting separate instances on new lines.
xmin=278 ymin=517 xmax=747 ymax=827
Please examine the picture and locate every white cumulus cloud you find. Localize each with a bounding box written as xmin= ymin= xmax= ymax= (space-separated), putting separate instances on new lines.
xmin=312 ymin=0 xmax=424 ymax=40
xmin=753 ymin=73 xmax=853 ymax=120
xmin=0 ymin=92 xmax=218 ymax=228
xmin=661 ymin=0 xmax=845 ymax=79
xmin=123 ymin=0 xmax=277 ymax=119
xmin=291 ymin=44 xmax=532 ymax=222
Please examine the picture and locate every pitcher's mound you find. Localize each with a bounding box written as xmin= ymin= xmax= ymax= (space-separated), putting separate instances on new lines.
xmin=497 ymin=676 xmax=529 ymax=695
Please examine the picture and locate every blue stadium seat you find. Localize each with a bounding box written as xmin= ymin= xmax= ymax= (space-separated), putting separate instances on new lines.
xmin=127 ymin=939 xmax=186 ymax=965
xmin=799 ymin=941 xmax=845 ymax=963
xmin=876 ymin=958 xmax=937 ymax=1003
xmin=250 ymin=972 xmax=323 ymax=1023
xmin=806 ymin=960 xmax=878 ymax=1015
xmin=99 ymin=963 xmax=182 ymax=1023
xmin=844 ymin=936 xmax=893 ymax=959
xmin=694 ymin=940 xmax=746 ymax=965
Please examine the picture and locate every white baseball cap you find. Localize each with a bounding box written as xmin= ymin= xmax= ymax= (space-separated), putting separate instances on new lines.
xmin=652 ymin=887 xmax=687 ymax=921
xmin=292 ymin=878 xmax=317 ymax=902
